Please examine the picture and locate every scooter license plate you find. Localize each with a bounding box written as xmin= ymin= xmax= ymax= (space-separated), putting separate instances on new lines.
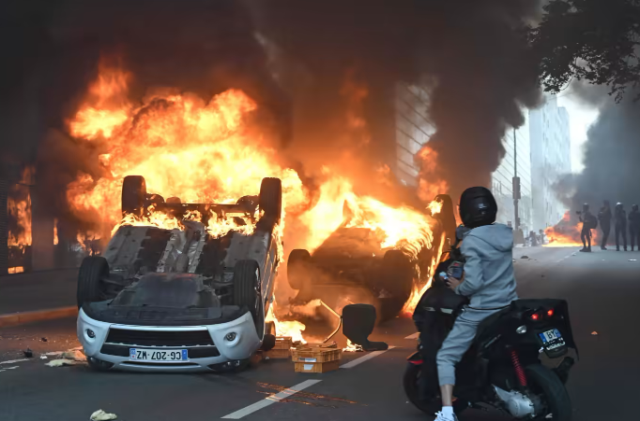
xmin=539 ymin=329 xmax=566 ymax=351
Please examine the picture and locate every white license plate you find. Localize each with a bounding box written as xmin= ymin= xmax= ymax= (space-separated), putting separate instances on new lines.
xmin=539 ymin=329 xmax=562 ymax=344
xmin=129 ymin=348 xmax=188 ymax=362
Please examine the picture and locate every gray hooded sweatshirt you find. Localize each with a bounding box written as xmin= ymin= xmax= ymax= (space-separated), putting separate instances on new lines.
xmin=455 ymin=223 xmax=518 ymax=310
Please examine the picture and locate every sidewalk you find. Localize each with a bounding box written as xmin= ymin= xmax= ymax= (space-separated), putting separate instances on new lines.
xmin=0 ymin=269 xmax=78 ymax=317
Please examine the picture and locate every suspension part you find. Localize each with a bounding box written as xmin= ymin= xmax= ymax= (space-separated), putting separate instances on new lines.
xmin=511 ymin=349 xmax=527 ymax=387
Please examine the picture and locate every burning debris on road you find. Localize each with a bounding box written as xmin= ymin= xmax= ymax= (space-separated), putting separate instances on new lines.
xmin=545 ymin=211 xmax=599 ymax=247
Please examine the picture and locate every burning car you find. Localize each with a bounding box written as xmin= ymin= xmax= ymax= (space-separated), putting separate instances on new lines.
xmin=287 ymin=194 xmax=457 ymax=321
xmin=76 ymin=175 xmax=282 ymax=372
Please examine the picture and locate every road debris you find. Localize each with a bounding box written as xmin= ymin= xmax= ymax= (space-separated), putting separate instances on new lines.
xmin=40 ymin=337 xmax=48 ymax=342
xmin=45 ymin=359 xmax=77 ymax=367
xmin=591 ymin=331 xmax=599 ymax=336
xmin=90 ymin=409 xmax=118 ymax=421
xmin=521 ymin=255 xmax=529 ymax=259
xmin=40 ymin=355 xmax=48 ymax=360
xmin=61 ymin=349 xmax=87 ymax=361
xmin=629 ymin=259 xmax=637 ymax=262
xmin=23 ymin=348 xmax=33 ymax=358
xmin=0 ymin=366 xmax=19 ymax=373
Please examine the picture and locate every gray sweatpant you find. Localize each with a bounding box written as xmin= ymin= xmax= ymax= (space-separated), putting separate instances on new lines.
xmin=436 ymin=307 xmax=502 ymax=386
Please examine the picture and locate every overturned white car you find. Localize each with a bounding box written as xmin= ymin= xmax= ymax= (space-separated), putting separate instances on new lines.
xmin=76 ymin=176 xmax=281 ymax=372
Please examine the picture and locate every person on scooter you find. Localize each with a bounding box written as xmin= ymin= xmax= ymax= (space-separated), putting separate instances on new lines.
xmin=434 ymin=187 xmax=518 ymax=421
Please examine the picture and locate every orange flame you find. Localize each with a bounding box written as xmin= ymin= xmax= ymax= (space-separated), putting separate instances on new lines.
xmin=544 ymin=211 xmax=597 ymax=247
xmin=416 ymin=147 xmax=449 ymax=202
xmin=265 ymin=303 xmax=307 ymax=344
xmin=53 ymin=218 xmax=59 ymax=246
xmin=66 ymin=62 xmax=447 ymax=341
xmin=67 ymin=64 xmax=306 ymax=235
xmin=428 ymin=199 xmax=443 ymax=215
xmin=7 ymin=195 xmax=32 ymax=251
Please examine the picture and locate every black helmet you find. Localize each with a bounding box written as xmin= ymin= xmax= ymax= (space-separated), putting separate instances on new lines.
xmin=616 ymin=202 xmax=624 ymax=210
xmin=583 ymin=203 xmax=589 ymax=211
xmin=459 ymin=187 xmax=497 ymax=228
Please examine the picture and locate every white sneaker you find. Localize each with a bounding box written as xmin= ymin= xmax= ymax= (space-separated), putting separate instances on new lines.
xmin=434 ymin=411 xmax=458 ymax=421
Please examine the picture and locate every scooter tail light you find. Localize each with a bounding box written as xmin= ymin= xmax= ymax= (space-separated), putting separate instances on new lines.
xmin=547 ymin=309 xmax=554 ymax=317
xmin=530 ymin=313 xmax=540 ymax=321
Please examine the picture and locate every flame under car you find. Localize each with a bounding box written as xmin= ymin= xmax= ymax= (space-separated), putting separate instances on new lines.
xmin=76 ymin=176 xmax=282 ymax=372
xmin=287 ymin=195 xmax=457 ymax=322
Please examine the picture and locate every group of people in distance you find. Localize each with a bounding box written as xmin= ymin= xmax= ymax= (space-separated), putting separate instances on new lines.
xmin=578 ymin=201 xmax=640 ymax=252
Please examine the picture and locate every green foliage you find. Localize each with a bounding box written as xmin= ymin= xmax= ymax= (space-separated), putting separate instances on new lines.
xmin=532 ymin=0 xmax=640 ymax=101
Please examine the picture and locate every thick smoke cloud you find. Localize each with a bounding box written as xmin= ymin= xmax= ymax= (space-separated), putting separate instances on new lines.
xmin=246 ymin=0 xmax=542 ymax=198
xmin=1 ymin=0 xmax=289 ymax=238
xmin=3 ymin=0 xmax=543 ymax=241
xmin=560 ymin=96 xmax=640 ymax=213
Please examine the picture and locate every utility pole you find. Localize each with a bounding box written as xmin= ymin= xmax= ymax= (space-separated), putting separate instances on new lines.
xmin=512 ymin=128 xmax=521 ymax=241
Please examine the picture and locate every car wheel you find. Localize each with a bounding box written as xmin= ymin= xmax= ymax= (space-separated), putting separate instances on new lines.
xmin=379 ymin=250 xmax=414 ymax=318
xmin=122 ymin=175 xmax=147 ymax=217
xmin=287 ymin=249 xmax=312 ymax=290
xmin=77 ymin=256 xmax=109 ymax=308
xmin=259 ymin=177 xmax=282 ymax=224
xmin=233 ymin=260 xmax=264 ymax=339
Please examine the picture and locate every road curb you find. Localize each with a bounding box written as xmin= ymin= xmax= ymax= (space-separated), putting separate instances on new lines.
xmin=0 ymin=307 xmax=78 ymax=328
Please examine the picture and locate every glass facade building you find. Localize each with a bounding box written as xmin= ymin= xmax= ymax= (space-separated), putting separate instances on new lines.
xmin=529 ymin=95 xmax=571 ymax=230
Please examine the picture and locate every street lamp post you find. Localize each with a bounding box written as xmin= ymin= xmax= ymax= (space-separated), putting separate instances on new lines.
xmin=512 ymin=128 xmax=521 ymax=241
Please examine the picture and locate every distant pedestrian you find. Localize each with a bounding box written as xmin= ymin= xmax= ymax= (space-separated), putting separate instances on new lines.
xmin=578 ymin=203 xmax=596 ymax=252
xmin=598 ymin=200 xmax=612 ymax=250
xmin=615 ymin=202 xmax=628 ymax=251
xmin=629 ymin=204 xmax=640 ymax=251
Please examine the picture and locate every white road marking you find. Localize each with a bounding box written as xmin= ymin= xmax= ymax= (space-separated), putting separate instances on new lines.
xmin=0 ymin=358 xmax=29 ymax=365
xmin=221 ymin=380 xmax=322 ymax=419
xmin=340 ymin=346 xmax=396 ymax=369
xmin=405 ymin=332 xmax=420 ymax=340
xmin=0 ymin=366 xmax=19 ymax=373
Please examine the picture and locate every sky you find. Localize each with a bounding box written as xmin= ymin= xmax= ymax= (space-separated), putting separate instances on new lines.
xmin=557 ymin=94 xmax=600 ymax=174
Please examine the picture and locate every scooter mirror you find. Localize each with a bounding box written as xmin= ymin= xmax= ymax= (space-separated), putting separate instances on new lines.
xmin=342 ymin=304 xmax=388 ymax=351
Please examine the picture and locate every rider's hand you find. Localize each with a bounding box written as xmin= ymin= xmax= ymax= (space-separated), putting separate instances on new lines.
xmin=447 ymin=276 xmax=462 ymax=291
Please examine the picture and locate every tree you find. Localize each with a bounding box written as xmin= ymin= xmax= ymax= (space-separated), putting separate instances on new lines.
xmin=532 ymin=0 xmax=640 ymax=101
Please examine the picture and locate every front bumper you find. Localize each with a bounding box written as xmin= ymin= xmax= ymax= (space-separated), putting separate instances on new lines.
xmin=77 ymin=308 xmax=260 ymax=372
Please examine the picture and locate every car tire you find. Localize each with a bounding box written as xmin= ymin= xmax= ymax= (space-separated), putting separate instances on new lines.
xmin=379 ymin=250 xmax=414 ymax=317
xmin=122 ymin=175 xmax=147 ymax=217
xmin=287 ymin=249 xmax=312 ymax=290
xmin=259 ymin=177 xmax=282 ymax=224
xmin=233 ymin=260 xmax=264 ymax=339
xmin=77 ymin=256 xmax=109 ymax=308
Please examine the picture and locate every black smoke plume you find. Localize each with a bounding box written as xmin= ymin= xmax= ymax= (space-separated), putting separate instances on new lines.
xmin=558 ymin=95 xmax=640 ymax=214
xmin=3 ymin=0 xmax=543 ymax=244
xmin=1 ymin=0 xmax=289 ymax=240
xmin=246 ymin=0 xmax=542 ymax=198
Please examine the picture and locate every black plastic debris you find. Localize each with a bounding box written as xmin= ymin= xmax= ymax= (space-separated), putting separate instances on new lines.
xmin=521 ymin=255 xmax=529 ymax=259
xmin=23 ymin=348 xmax=33 ymax=358
xmin=40 ymin=337 xmax=48 ymax=342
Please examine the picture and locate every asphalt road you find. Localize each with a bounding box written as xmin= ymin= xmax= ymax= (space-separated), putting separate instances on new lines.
xmin=0 ymin=246 xmax=638 ymax=421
